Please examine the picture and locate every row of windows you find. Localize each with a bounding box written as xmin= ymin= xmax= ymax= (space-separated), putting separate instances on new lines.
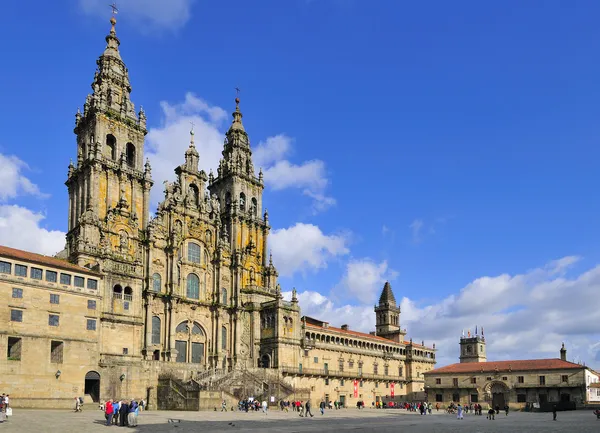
xmin=0 ymin=261 xmax=98 ymax=289
xmin=225 ymin=192 xmax=258 ymax=215
xmin=11 ymin=288 xmax=97 ymax=310
xmin=309 ymin=355 xmax=403 ymax=376
xmin=104 ymin=134 xmax=136 ymax=167
xmin=149 ymin=319 xmax=227 ymax=362
xmin=10 ymin=309 xmax=96 ymax=329
xmin=438 ymin=375 xmax=571 ymax=387
xmin=150 ymin=273 xmax=228 ymax=304
xmin=304 ymin=331 xmax=431 ymax=358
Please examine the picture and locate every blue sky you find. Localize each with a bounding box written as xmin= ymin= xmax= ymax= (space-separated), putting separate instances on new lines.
xmin=1 ymin=0 xmax=600 ymax=368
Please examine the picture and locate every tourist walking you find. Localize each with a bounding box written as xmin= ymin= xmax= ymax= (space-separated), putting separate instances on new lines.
xmin=319 ymin=400 xmax=325 ymax=415
xmin=457 ymin=404 xmax=463 ymax=420
xmin=305 ymin=400 xmax=314 ymax=417
xmin=552 ymin=404 xmax=557 ymax=421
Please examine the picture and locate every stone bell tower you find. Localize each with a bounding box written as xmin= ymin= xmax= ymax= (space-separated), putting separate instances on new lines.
xmin=208 ymin=97 xmax=273 ymax=291
xmin=459 ymin=327 xmax=487 ymax=363
xmin=65 ymin=14 xmax=153 ymax=269
xmin=374 ymin=282 xmax=406 ymax=342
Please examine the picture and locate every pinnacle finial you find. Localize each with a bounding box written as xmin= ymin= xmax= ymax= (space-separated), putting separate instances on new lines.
xmin=190 ymin=121 xmax=195 ymax=147
xmin=109 ymin=3 xmax=119 ymax=35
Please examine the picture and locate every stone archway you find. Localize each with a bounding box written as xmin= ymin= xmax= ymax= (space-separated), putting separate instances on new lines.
xmin=85 ymin=371 xmax=101 ymax=402
xmin=484 ymin=381 xmax=509 ymax=409
xmin=260 ymin=354 xmax=271 ymax=368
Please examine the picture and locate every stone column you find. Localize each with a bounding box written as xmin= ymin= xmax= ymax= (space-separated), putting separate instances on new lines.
xmin=68 ymin=186 xmax=73 ymax=230
xmin=105 ymin=170 xmax=111 ymax=214
xmin=130 ymin=176 xmax=135 ymax=215
xmin=142 ymin=185 xmax=150 ymax=229
xmin=262 ymin=225 xmax=268 ymax=267
xmin=86 ymin=166 xmax=93 ymax=211
xmin=145 ymin=297 xmax=152 ymax=349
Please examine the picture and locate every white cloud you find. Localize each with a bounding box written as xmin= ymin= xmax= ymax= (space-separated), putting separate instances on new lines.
xmin=409 ymin=219 xmax=424 ymax=243
xmin=270 ymin=223 xmax=349 ymax=277
xmin=145 ymin=93 xmax=227 ymax=207
xmin=288 ymin=256 xmax=600 ymax=370
xmin=0 ymin=153 xmax=48 ymax=202
xmin=254 ymin=135 xmax=335 ymax=213
xmin=146 ymin=94 xmax=336 ymax=213
xmin=78 ymin=0 xmax=193 ymax=31
xmin=0 ymin=205 xmax=65 ymax=256
xmin=282 ymin=290 xmax=374 ymax=332
xmin=337 ymin=259 xmax=398 ymax=304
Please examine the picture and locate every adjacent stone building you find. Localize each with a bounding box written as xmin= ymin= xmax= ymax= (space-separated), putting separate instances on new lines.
xmin=0 ymin=16 xmax=435 ymax=408
xmin=424 ymin=331 xmax=599 ymax=408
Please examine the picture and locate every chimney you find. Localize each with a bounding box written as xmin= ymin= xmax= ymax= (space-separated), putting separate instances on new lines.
xmin=560 ymin=342 xmax=567 ymax=361
xmin=341 ymin=324 xmax=348 ymax=331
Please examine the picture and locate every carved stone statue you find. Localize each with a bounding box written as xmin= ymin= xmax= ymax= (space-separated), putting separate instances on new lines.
xmin=119 ymin=231 xmax=129 ymax=251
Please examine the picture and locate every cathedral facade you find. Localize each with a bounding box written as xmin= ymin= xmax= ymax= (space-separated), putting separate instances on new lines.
xmin=0 ymin=17 xmax=435 ymax=409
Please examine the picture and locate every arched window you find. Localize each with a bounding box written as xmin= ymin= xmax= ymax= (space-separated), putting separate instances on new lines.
xmin=113 ymin=284 xmax=122 ymax=299
xmin=126 ymin=142 xmax=136 ymax=167
xmin=176 ymin=322 xmax=189 ymax=333
xmin=188 ymin=242 xmax=201 ymax=264
xmin=192 ymin=323 xmax=204 ymax=336
xmin=187 ymin=274 xmax=199 ymax=299
xmin=239 ymin=193 xmax=246 ymax=211
xmin=221 ymin=288 xmax=227 ymax=305
xmin=124 ymin=286 xmax=133 ymax=301
xmin=221 ymin=326 xmax=227 ymax=350
xmin=106 ymin=134 xmax=116 ymax=160
xmin=152 ymin=273 xmax=161 ymax=292
xmin=225 ymin=192 xmax=231 ymax=207
xmin=251 ymin=198 xmax=257 ymax=216
xmin=151 ymin=316 xmax=161 ymax=345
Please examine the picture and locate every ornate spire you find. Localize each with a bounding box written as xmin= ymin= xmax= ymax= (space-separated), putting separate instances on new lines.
xmin=378 ymin=281 xmax=396 ymax=306
xmin=229 ymin=96 xmax=245 ymax=132
xmin=183 ymin=126 xmax=199 ymax=172
xmin=104 ymin=15 xmax=122 ymax=61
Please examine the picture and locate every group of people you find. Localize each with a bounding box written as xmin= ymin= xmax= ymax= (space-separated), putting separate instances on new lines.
xmin=236 ymin=399 xmax=268 ymax=412
xmin=0 ymin=394 xmax=10 ymax=422
xmin=103 ymin=399 xmax=142 ymax=427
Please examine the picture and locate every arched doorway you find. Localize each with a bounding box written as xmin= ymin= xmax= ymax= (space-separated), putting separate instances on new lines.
xmin=85 ymin=371 xmax=101 ymax=402
xmin=260 ymin=354 xmax=271 ymax=368
xmin=490 ymin=382 xmax=508 ymax=408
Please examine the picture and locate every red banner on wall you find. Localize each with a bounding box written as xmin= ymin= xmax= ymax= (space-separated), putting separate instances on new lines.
xmin=353 ymin=380 xmax=358 ymax=398
xmin=390 ymin=383 xmax=395 ymax=398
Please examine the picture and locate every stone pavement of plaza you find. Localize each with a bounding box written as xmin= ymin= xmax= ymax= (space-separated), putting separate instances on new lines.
xmin=1 ymin=408 xmax=599 ymax=432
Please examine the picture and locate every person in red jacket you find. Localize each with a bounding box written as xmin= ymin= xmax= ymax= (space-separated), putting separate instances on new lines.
xmin=104 ymin=400 xmax=114 ymax=426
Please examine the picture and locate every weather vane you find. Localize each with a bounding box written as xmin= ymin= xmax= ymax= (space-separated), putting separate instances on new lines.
xmin=235 ymin=87 xmax=241 ymax=97
xmin=190 ymin=121 xmax=195 ymax=133
xmin=110 ymin=2 xmax=119 ymax=16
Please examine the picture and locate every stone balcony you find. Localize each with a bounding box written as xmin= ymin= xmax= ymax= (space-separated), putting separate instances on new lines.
xmin=280 ymin=365 xmax=406 ymax=383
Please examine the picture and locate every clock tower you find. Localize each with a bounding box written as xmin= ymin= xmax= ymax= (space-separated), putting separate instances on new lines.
xmin=459 ymin=328 xmax=487 ymax=363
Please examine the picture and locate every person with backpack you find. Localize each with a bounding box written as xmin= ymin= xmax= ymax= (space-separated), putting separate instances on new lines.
xmin=104 ymin=400 xmax=113 ymax=426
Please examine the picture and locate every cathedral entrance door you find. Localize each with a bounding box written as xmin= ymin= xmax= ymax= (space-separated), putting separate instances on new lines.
xmin=84 ymin=371 xmax=101 ymax=402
